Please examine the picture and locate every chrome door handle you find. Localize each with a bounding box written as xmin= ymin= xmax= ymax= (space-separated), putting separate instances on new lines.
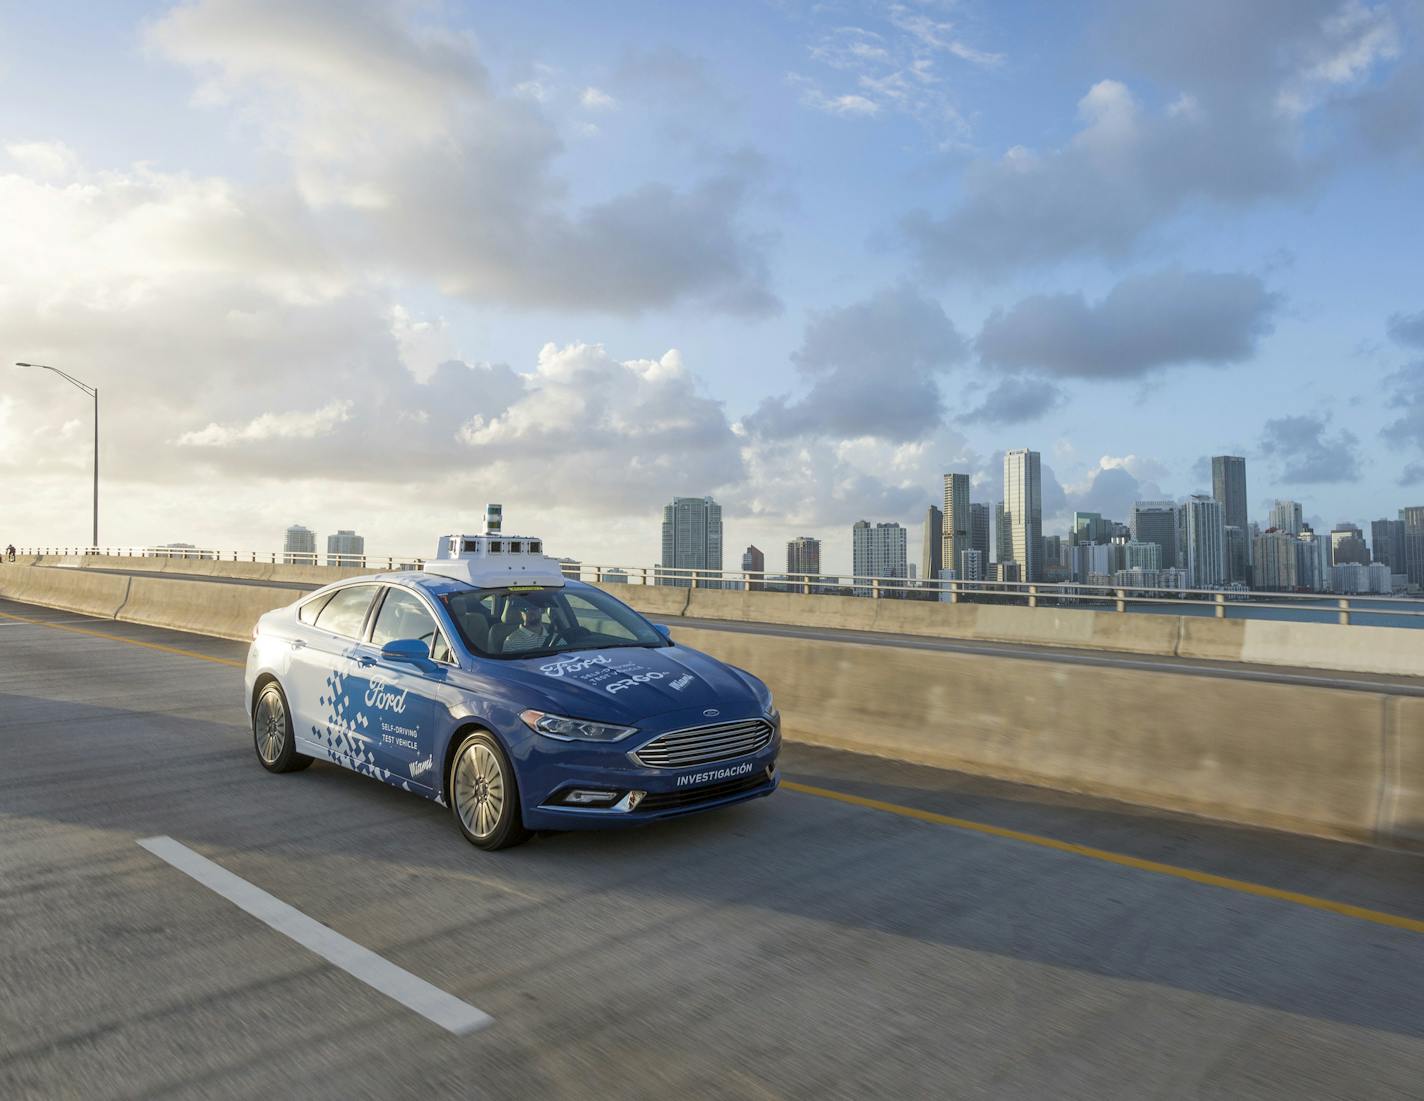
xmin=289 ymin=639 xmax=306 ymax=650
xmin=356 ymin=655 xmax=376 ymax=667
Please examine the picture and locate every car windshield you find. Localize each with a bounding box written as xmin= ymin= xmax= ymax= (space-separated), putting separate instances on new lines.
xmin=440 ymin=584 xmax=669 ymax=660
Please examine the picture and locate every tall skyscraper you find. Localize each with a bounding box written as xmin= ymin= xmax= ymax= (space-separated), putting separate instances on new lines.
xmin=1071 ymin=511 xmax=1112 ymax=545
xmin=941 ymin=473 xmax=971 ymax=581
xmin=1372 ymin=518 xmax=1406 ymax=572
xmin=660 ymin=495 xmax=723 ymax=587
xmin=994 ymin=501 xmax=1011 ymax=563
xmin=326 ymin=529 xmax=365 ymax=567
xmin=1211 ymin=456 xmax=1249 ymax=532
xmin=1130 ymin=501 xmax=1177 ymax=568
xmin=786 ymin=536 xmax=821 ymax=579
xmin=1224 ymin=526 xmax=1251 ymax=585
xmin=1298 ymin=525 xmax=1327 ymax=592
xmin=1184 ymin=496 xmax=1226 ymax=588
xmin=969 ymin=503 xmax=991 ymax=565
xmin=1401 ymin=507 xmax=1424 ymax=588
xmin=1329 ymin=524 xmax=1368 ymax=566
xmin=1003 ymin=449 xmax=1043 ymax=581
xmin=1268 ymin=499 xmax=1303 ymax=535
xmin=284 ymin=524 xmax=316 ymax=564
xmin=852 ymin=520 xmax=908 ymax=595
xmin=1253 ymin=530 xmax=1300 ymax=591
xmin=741 ymin=545 xmax=764 ymax=590
xmin=922 ymin=505 xmax=943 ymax=584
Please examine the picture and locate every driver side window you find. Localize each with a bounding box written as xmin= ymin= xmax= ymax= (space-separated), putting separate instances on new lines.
xmin=370 ymin=588 xmax=453 ymax=664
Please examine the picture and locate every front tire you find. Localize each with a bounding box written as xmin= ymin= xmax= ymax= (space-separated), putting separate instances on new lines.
xmin=449 ymin=731 xmax=529 ymax=851
xmin=252 ymin=681 xmax=312 ymax=774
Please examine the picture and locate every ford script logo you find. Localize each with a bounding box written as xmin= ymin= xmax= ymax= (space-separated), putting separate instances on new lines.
xmin=703 ymin=708 xmax=720 ymax=718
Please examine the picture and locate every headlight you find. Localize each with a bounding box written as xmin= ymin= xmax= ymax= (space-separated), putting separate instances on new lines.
xmin=520 ymin=710 xmax=637 ymax=742
xmin=766 ymin=705 xmax=780 ymax=725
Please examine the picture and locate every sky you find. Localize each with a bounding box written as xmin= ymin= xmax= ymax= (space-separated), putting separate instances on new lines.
xmin=2 ymin=0 xmax=1423 ymax=574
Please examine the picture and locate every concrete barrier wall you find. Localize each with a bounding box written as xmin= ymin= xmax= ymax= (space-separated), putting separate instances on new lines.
xmin=17 ymin=557 xmax=1424 ymax=676
xmin=0 ymin=564 xmax=297 ymax=641
xmin=117 ymin=576 xmax=300 ymax=641
xmin=669 ymin=623 xmax=1420 ymax=849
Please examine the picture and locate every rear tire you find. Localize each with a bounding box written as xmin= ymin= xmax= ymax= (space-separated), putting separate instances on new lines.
xmin=449 ymin=731 xmax=529 ymax=851
xmin=252 ymin=681 xmax=312 ymax=774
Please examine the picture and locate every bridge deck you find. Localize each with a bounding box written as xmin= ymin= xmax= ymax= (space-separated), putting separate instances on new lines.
xmin=3 ymin=597 xmax=1423 ymax=1099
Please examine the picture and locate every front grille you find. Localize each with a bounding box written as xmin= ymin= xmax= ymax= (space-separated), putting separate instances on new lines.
xmin=633 ymin=718 xmax=774 ymax=769
xmin=636 ymin=771 xmax=772 ymax=813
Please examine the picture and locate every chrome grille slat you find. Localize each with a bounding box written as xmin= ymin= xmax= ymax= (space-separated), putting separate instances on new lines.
xmin=634 ymin=719 xmax=774 ymax=768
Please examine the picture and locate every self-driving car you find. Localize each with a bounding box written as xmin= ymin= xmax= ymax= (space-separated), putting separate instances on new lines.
xmin=244 ymin=528 xmax=780 ymax=849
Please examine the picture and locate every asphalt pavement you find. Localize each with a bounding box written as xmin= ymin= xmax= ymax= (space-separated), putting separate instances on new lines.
xmin=3 ymin=597 xmax=1424 ymax=1100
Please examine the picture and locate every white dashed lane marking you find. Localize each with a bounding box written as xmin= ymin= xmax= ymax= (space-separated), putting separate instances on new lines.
xmin=137 ymin=836 xmax=493 ymax=1035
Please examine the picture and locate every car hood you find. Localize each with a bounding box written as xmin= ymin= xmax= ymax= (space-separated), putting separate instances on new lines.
xmin=489 ymin=643 xmax=764 ymax=723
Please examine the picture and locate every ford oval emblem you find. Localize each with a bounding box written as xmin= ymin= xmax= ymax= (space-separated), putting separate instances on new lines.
xmin=703 ymin=708 xmax=720 ymax=718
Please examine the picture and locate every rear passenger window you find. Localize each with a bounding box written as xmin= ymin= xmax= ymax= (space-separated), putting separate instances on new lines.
xmin=314 ymin=585 xmax=378 ymax=639
xmin=298 ymin=592 xmax=335 ymax=624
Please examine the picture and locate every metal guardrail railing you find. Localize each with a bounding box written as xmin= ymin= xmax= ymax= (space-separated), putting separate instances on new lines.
xmin=8 ymin=546 xmax=1422 ymax=627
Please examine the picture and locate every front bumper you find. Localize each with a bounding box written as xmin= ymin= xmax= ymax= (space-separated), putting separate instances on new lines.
xmin=516 ymin=728 xmax=781 ymax=831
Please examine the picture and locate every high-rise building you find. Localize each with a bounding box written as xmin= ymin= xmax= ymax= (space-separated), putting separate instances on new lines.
xmin=1184 ymin=496 xmax=1225 ymax=588
xmin=660 ymin=496 xmax=723 ymax=587
xmin=1252 ymin=530 xmax=1300 ymax=591
xmin=922 ymin=505 xmax=943 ymax=585
xmin=1224 ymin=526 xmax=1251 ymax=585
xmin=1268 ymin=500 xmax=1303 ymax=535
xmin=852 ymin=520 xmax=908 ymax=595
xmin=1124 ymin=541 xmax=1162 ymax=572
xmin=1211 ymin=456 xmax=1249 ymax=532
xmin=284 ymin=524 xmax=317 ymax=564
xmin=786 ymin=536 xmax=821 ymax=580
xmin=994 ymin=501 xmax=1011 ymax=563
xmin=1297 ymin=526 xmax=1327 ymax=592
xmin=969 ymin=503 xmax=991 ymax=565
xmin=1329 ymin=524 xmax=1369 ymax=567
xmin=1130 ymin=502 xmax=1177 ymax=569
xmin=1371 ymin=518 xmax=1405 ymax=572
xmin=326 ymin=529 xmax=365 ymax=567
xmin=1400 ymin=508 xmax=1424 ymax=588
xmin=959 ymin=548 xmax=984 ymax=582
xmin=741 ymin=545 xmax=765 ymax=590
xmin=1003 ymin=449 xmax=1043 ymax=582
xmin=1070 ymin=511 xmax=1112 ymax=545
xmin=941 ymin=474 xmax=971 ymax=582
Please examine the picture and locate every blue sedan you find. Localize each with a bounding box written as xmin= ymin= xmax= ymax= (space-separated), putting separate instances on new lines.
xmin=244 ymin=570 xmax=780 ymax=849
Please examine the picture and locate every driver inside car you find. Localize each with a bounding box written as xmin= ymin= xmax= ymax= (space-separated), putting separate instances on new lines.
xmin=502 ymin=600 xmax=547 ymax=653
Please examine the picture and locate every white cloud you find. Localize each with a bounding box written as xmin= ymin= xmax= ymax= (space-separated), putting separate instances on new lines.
xmin=178 ymin=401 xmax=354 ymax=446
xmin=6 ymin=140 xmax=80 ymax=181
xmin=580 ymin=86 xmax=616 ymax=110
xmin=147 ymin=0 xmax=777 ymax=315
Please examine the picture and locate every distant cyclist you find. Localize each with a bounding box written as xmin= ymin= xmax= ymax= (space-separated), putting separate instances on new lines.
xmin=4 ymin=544 xmax=14 ymax=563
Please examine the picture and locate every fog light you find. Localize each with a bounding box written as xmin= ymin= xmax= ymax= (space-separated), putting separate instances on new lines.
xmin=562 ymin=789 xmax=619 ymax=806
xmin=624 ymin=790 xmax=646 ymax=811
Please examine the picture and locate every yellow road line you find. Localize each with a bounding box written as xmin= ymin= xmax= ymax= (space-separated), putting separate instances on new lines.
xmin=783 ymin=780 xmax=1424 ymax=936
xmin=0 ymin=609 xmax=245 ymax=668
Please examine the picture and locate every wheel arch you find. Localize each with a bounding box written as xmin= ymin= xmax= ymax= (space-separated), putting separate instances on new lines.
xmin=441 ymin=720 xmax=508 ymax=804
xmin=251 ymin=672 xmax=281 ymax=714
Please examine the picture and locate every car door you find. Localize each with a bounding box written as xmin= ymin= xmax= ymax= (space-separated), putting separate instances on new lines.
xmin=289 ymin=583 xmax=382 ymax=773
xmin=350 ymin=585 xmax=455 ymax=792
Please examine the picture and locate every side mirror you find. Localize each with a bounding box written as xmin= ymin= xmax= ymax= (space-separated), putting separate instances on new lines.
xmin=654 ymin=623 xmax=672 ymax=639
xmin=381 ymin=638 xmax=430 ymax=663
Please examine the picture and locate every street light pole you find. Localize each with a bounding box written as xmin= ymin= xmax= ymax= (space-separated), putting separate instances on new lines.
xmin=15 ymin=362 xmax=99 ymax=549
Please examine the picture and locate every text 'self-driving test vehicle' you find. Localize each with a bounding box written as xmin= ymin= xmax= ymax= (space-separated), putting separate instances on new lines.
xmin=245 ymin=508 xmax=780 ymax=849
